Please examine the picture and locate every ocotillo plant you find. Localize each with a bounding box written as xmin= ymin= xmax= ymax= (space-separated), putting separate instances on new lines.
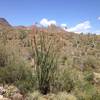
xmin=33 ymin=30 xmax=59 ymax=94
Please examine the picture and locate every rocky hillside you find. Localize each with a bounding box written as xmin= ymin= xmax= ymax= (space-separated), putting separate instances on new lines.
xmin=0 ymin=18 xmax=100 ymax=100
xmin=0 ymin=18 xmax=12 ymax=29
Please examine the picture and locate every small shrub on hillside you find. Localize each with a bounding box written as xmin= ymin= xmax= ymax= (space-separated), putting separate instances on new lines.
xmin=0 ymin=45 xmax=8 ymax=67
xmin=77 ymin=92 xmax=100 ymax=100
xmin=15 ymin=74 xmax=37 ymax=94
xmin=61 ymin=56 xmax=67 ymax=65
xmin=0 ymin=59 xmax=36 ymax=93
xmin=51 ymin=69 xmax=75 ymax=93
xmin=0 ymin=46 xmax=36 ymax=94
xmin=0 ymin=60 xmax=24 ymax=83
xmin=75 ymin=81 xmax=99 ymax=100
xmin=84 ymin=71 xmax=94 ymax=83
xmin=19 ymin=30 xmax=27 ymax=40
xmin=60 ymin=70 xmax=75 ymax=92
xmin=83 ymin=56 xmax=99 ymax=71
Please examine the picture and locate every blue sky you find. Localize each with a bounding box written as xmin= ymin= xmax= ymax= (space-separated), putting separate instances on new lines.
xmin=0 ymin=0 xmax=100 ymax=33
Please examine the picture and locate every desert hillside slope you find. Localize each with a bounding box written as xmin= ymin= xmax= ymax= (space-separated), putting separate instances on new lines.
xmin=0 ymin=18 xmax=100 ymax=100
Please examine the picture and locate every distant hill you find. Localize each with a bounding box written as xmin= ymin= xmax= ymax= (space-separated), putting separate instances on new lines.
xmin=0 ymin=18 xmax=12 ymax=29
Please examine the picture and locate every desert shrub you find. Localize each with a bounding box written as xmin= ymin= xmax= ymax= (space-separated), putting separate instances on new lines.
xmin=0 ymin=31 xmax=8 ymax=45
xmin=84 ymin=71 xmax=94 ymax=83
xmin=56 ymin=92 xmax=77 ymax=100
xmin=22 ymin=39 xmax=32 ymax=47
xmin=0 ymin=44 xmax=9 ymax=67
xmin=83 ymin=56 xmax=99 ymax=71
xmin=19 ymin=30 xmax=27 ymax=40
xmin=26 ymin=91 xmax=77 ymax=100
xmin=51 ymin=69 xmax=75 ymax=93
xmin=0 ymin=58 xmax=36 ymax=93
xmin=92 ymin=93 xmax=100 ymax=100
xmin=77 ymin=92 xmax=100 ymax=100
xmin=25 ymin=91 xmax=42 ymax=100
xmin=0 ymin=58 xmax=24 ymax=83
xmin=61 ymin=56 xmax=67 ymax=65
xmin=33 ymin=31 xmax=60 ymax=94
xmin=60 ymin=70 xmax=75 ymax=92
xmin=75 ymin=81 xmax=99 ymax=100
xmin=15 ymin=74 xmax=37 ymax=94
xmin=0 ymin=45 xmax=36 ymax=93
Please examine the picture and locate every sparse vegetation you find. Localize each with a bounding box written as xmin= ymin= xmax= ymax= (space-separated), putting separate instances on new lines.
xmin=0 ymin=20 xmax=100 ymax=99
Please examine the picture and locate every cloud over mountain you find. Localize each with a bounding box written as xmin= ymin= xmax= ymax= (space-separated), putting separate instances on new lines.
xmin=40 ymin=18 xmax=56 ymax=26
xmin=66 ymin=21 xmax=91 ymax=33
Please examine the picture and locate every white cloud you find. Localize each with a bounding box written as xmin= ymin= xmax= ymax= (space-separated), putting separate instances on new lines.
xmin=98 ymin=17 xmax=100 ymax=20
xmin=40 ymin=18 xmax=56 ymax=26
xmin=61 ymin=24 xmax=67 ymax=27
xmin=66 ymin=21 xmax=91 ymax=33
xmin=61 ymin=24 xmax=67 ymax=30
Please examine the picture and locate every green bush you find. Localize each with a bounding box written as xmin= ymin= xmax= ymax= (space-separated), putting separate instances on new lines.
xmin=0 ymin=60 xmax=36 ymax=93
xmin=77 ymin=92 xmax=100 ymax=100
xmin=15 ymin=74 xmax=37 ymax=94
xmin=84 ymin=71 xmax=94 ymax=82
xmin=75 ymin=81 xmax=99 ymax=100
xmin=33 ymin=32 xmax=59 ymax=94
xmin=0 ymin=44 xmax=36 ymax=94
xmin=51 ymin=69 xmax=75 ymax=93
xmin=19 ymin=30 xmax=27 ymax=40
xmin=62 ymin=71 xmax=75 ymax=92
xmin=83 ymin=56 xmax=99 ymax=71
xmin=0 ymin=45 xmax=8 ymax=67
xmin=0 ymin=60 xmax=24 ymax=83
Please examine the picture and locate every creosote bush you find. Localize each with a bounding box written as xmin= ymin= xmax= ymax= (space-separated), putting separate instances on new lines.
xmin=0 ymin=45 xmax=8 ymax=67
xmin=0 ymin=44 xmax=36 ymax=94
xmin=84 ymin=71 xmax=94 ymax=83
xmin=51 ymin=69 xmax=75 ymax=93
xmin=19 ymin=30 xmax=27 ymax=40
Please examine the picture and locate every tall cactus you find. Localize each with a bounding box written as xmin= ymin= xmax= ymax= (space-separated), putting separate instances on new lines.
xmin=33 ymin=31 xmax=59 ymax=94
